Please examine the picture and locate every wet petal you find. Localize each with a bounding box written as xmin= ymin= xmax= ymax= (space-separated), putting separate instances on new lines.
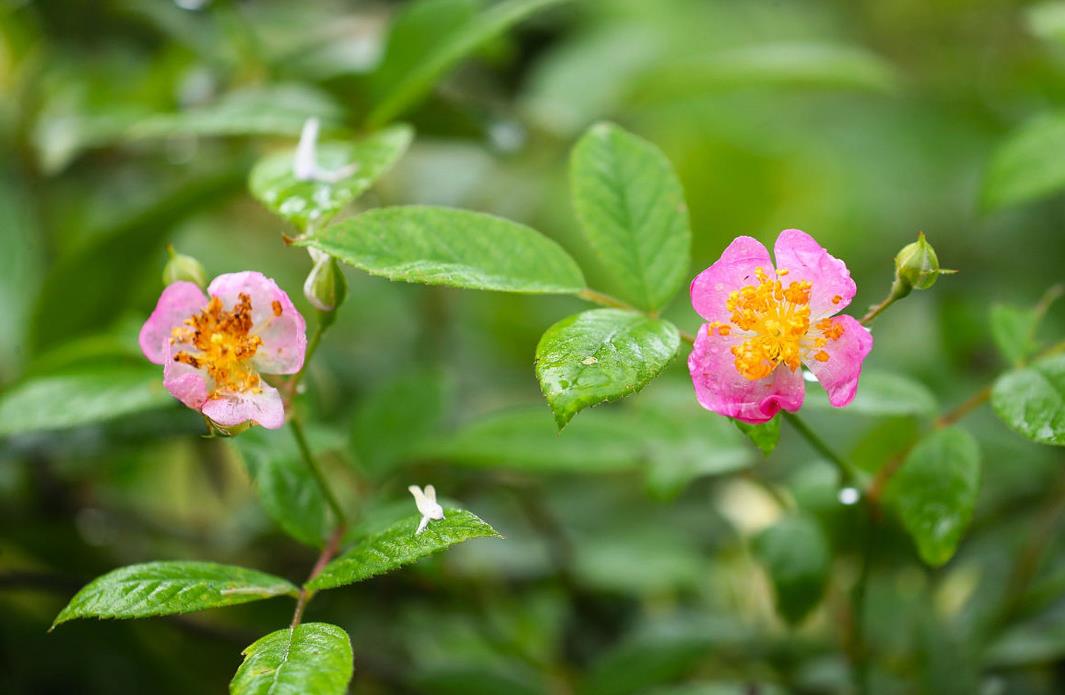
xmin=162 ymin=340 xmax=209 ymax=409
xmin=690 ymin=236 xmax=772 ymax=324
xmin=688 ymin=325 xmax=805 ymax=424
xmin=201 ymin=381 xmax=285 ymax=430
xmin=804 ymin=315 xmax=873 ymax=407
xmin=207 ymin=271 xmax=307 ymax=374
xmin=138 ymin=282 xmax=207 ymax=365
xmin=773 ymin=229 xmax=856 ymax=318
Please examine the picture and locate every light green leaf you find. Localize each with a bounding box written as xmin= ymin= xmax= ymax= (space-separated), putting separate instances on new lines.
xmin=983 ymin=113 xmax=1065 ymax=211
xmin=805 ymin=369 xmax=937 ymax=416
xmin=886 ymin=427 xmax=981 ymax=566
xmin=249 ymin=125 xmax=413 ymax=233
xmin=231 ymin=623 xmax=353 ymax=695
xmin=734 ymin=415 xmax=781 ymax=457
xmin=0 ymin=365 xmax=174 ymax=437
xmin=992 ymin=354 xmax=1065 ymax=446
xmin=129 ymin=84 xmax=345 ymax=140
xmin=52 ymin=562 xmax=298 ymax=628
xmin=990 ymin=304 xmax=1039 ymax=367
xmin=753 ymin=515 xmax=831 ymax=625
xmin=233 ymin=426 xmax=345 ymax=548
xmin=301 ymin=206 xmax=585 ymax=294
xmin=307 ymin=509 xmax=500 ymax=591
xmin=570 ymin=123 xmax=691 ymax=312
xmin=1026 ymin=2 xmax=1065 ymax=44
xmin=366 ymin=0 xmax=569 ymax=127
xmin=535 ymin=309 xmax=680 ymax=429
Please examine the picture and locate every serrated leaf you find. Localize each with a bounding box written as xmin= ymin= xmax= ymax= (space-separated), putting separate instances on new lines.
xmin=366 ymin=0 xmax=569 ymax=127
xmin=233 ymin=426 xmax=345 ymax=548
xmin=570 ymin=122 xmax=691 ymax=312
xmin=983 ymin=113 xmax=1065 ymax=211
xmin=805 ymin=369 xmax=937 ymax=416
xmin=231 ymin=623 xmax=353 ymax=695
xmin=307 ymin=509 xmax=500 ymax=591
xmin=52 ymin=562 xmax=298 ymax=628
xmin=990 ymin=304 xmax=1039 ymax=367
xmin=991 ymin=353 xmax=1065 ymax=446
xmin=249 ymin=124 xmax=413 ymax=233
xmin=886 ymin=427 xmax=981 ymax=566
xmin=734 ymin=415 xmax=781 ymax=457
xmin=0 ymin=365 xmax=174 ymax=437
xmin=753 ymin=515 xmax=831 ymax=625
xmin=301 ymin=206 xmax=585 ymax=294
xmin=535 ymin=309 xmax=679 ymax=428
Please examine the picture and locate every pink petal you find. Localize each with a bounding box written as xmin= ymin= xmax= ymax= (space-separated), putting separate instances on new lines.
xmin=162 ymin=340 xmax=210 ymax=410
xmin=138 ymin=282 xmax=207 ymax=365
xmin=201 ymin=381 xmax=286 ymax=430
xmin=773 ymin=229 xmax=856 ymax=318
xmin=804 ymin=315 xmax=873 ymax=407
xmin=207 ymin=272 xmax=306 ymax=375
xmin=690 ymin=236 xmax=772 ymax=324
xmin=688 ymin=325 xmax=805 ymax=424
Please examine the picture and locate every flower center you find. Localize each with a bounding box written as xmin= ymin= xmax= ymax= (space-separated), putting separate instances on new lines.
xmin=171 ymin=293 xmax=263 ymax=395
xmin=708 ymin=267 xmax=814 ymax=381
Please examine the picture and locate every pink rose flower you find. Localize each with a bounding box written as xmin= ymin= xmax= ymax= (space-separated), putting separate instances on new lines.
xmin=138 ymin=272 xmax=307 ymax=430
xmin=688 ymin=229 xmax=872 ymax=424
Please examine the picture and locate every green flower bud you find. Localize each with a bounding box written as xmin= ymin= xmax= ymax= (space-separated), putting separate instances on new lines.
xmin=163 ymin=245 xmax=207 ymax=288
xmin=303 ymin=249 xmax=347 ymax=313
xmin=893 ymin=232 xmax=950 ymax=296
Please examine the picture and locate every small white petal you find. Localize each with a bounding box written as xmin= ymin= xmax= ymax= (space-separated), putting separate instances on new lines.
xmin=294 ymin=118 xmax=320 ymax=181
xmin=416 ymin=515 xmax=429 ymax=535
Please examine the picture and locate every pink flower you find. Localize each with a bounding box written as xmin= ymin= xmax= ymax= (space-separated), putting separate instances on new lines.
xmin=138 ymin=272 xmax=307 ymax=430
xmin=688 ymin=230 xmax=872 ymax=424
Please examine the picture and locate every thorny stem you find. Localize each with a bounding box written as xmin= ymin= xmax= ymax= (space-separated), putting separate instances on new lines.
xmin=781 ymin=411 xmax=856 ymax=485
xmin=289 ymin=416 xmax=348 ymax=528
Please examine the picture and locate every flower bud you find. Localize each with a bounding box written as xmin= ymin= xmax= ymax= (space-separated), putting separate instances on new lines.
xmin=303 ymin=248 xmax=347 ymax=313
xmin=894 ymin=232 xmax=950 ymax=296
xmin=163 ymin=245 xmax=207 ymax=288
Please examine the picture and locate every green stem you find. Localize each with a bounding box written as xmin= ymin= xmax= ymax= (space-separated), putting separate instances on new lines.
xmin=576 ymin=288 xmax=639 ymax=312
xmin=781 ymin=411 xmax=856 ymax=485
xmin=289 ymin=416 xmax=347 ymax=528
xmin=859 ymin=278 xmax=908 ymax=326
xmin=284 ymin=310 xmax=334 ymax=405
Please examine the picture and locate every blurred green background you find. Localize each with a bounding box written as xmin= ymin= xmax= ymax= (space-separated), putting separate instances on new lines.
xmin=2 ymin=0 xmax=1065 ymax=693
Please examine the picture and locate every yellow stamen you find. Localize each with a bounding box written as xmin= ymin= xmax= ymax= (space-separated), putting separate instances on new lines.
xmin=171 ymin=293 xmax=263 ymax=396
xmin=724 ymin=267 xmax=813 ymax=380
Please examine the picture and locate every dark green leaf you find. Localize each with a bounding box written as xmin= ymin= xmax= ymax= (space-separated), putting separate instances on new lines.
xmin=52 ymin=562 xmax=297 ymax=628
xmin=734 ymin=415 xmax=781 ymax=457
xmin=992 ymin=353 xmax=1065 ymax=446
xmin=231 ymin=623 xmax=353 ymax=695
xmin=0 ymin=365 xmax=174 ymax=437
xmin=886 ymin=427 xmax=981 ymax=566
xmin=753 ymin=515 xmax=831 ymax=624
xmin=570 ymin=122 xmax=691 ymax=311
xmin=307 ymin=509 xmax=500 ymax=591
xmin=805 ymin=369 xmax=936 ymax=416
xmin=366 ymin=0 xmax=570 ymax=127
xmin=983 ymin=113 xmax=1065 ymax=211
xmin=249 ymin=125 xmax=413 ymax=232
xmin=535 ymin=309 xmax=680 ymax=429
xmin=301 ymin=206 xmax=585 ymax=294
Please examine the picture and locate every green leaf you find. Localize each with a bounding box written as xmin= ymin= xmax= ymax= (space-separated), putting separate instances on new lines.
xmin=366 ymin=0 xmax=569 ymax=127
xmin=992 ymin=354 xmax=1065 ymax=446
xmin=307 ymin=509 xmax=500 ymax=591
xmin=249 ymin=125 xmax=413 ymax=233
xmin=231 ymin=623 xmax=353 ymax=695
xmin=885 ymin=427 xmax=981 ymax=566
xmin=734 ymin=415 xmax=781 ymax=457
xmin=753 ymin=515 xmax=831 ymax=625
xmin=0 ymin=172 xmax=43 ymax=382
xmin=569 ymin=123 xmax=691 ymax=312
xmin=1026 ymin=2 xmax=1065 ymax=44
xmin=990 ymin=304 xmax=1039 ymax=367
xmin=983 ymin=113 xmax=1065 ymax=211
xmin=301 ymin=206 xmax=585 ymax=294
xmin=535 ymin=309 xmax=680 ymax=428
xmin=52 ymin=562 xmax=298 ymax=628
xmin=0 ymin=365 xmax=174 ymax=437
xmin=233 ymin=426 xmax=345 ymax=548
xmin=805 ymin=369 xmax=937 ymax=416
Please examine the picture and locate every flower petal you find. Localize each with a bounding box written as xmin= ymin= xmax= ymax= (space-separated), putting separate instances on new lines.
xmin=138 ymin=282 xmax=207 ymax=365
xmin=162 ymin=340 xmax=209 ymax=409
xmin=207 ymin=271 xmax=307 ymax=374
xmin=804 ymin=315 xmax=873 ymax=407
xmin=690 ymin=236 xmax=772 ymax=324
xmin=688 ymin=325 xmax=805 ymax=424
xmin=773 ymin=229 xmax=856 ymax=318
xmin=201 ymin=381 xmax=286 ymax=430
